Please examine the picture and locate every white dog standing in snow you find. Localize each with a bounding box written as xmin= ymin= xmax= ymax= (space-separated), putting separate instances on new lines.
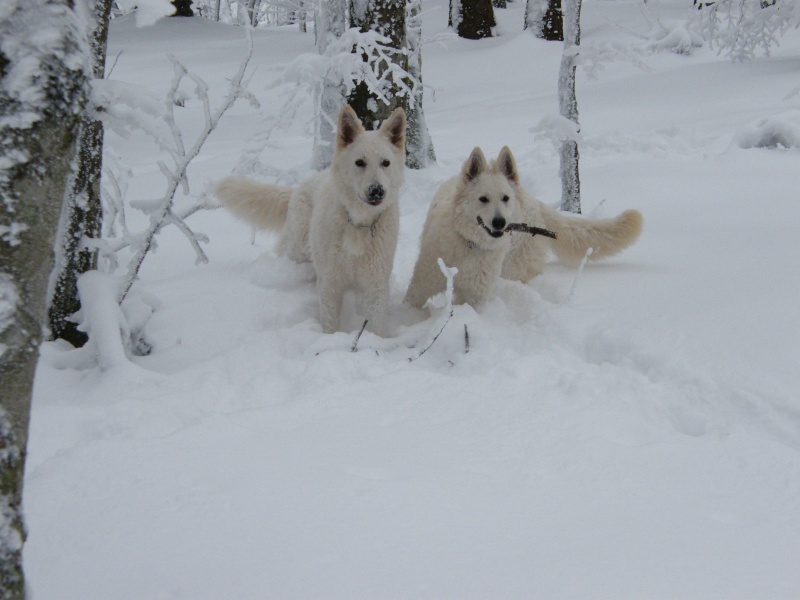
xmin=215 ymin=105 xmax=407 ymax=336
xmin=405 ymin=145 xmax=643 ymax=308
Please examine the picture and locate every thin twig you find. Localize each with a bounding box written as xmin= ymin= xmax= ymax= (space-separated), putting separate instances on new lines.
xmin=567 ymin=247 xmax=593 ymax=303
xmin=410 ymin=259 xmax=457 ymax=362
xmin=351 ymin=319 xmax=368 ymax=352
xmin=464 ymin=324 xmax=470 ymax=354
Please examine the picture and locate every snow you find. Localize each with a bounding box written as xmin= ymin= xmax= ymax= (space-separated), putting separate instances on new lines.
xmin=23 ymin=2 xmax=800 ymax=598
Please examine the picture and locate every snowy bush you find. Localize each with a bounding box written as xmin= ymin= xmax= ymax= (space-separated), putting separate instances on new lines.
xmin=238 ymin=27 xmax=420 ymax=176
xmin=75 ymin=32 xmax=257 ymax=364
xmin=694 ymin=0 xmax=800 ymax=61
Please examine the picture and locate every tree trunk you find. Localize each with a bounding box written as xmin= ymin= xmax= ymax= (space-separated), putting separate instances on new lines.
xmin=405 ymin=0 xmax=436 ymax=168
xmin=558 ymin=0 xmax=581 ymax=213
xmin=312 ymin=0 xmax=348 ymax=170
xmin=49 ymin=0 xmax=113 ymax=348
xmin=452 ymin=0 xmax=496 ymax=39
xmin=0 ymin=2 xmax=89 ymax=597
xmin=171 ymin=0 xmax=194 ymax=16
xmin=525 ymin=0 xmax=563 ymax=40
xmin=348 ymin=0 xmax=409 ymax=129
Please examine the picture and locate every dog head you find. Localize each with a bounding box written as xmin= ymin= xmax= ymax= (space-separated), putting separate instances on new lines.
xmin=454 ymin=146 xmax=520 ymax=249
xmin=331 ymin=105 xmax=406 ymax=221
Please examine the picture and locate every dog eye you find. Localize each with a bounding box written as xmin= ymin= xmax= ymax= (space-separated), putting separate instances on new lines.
xmin=479 ymin=196 xmax=489 ymax=204
xmin=502 ymin=195 xmax=509 ymax=203
xmin=355 ymin=159 xmax=366 ymax=167
xmin=381 ymin=160 xmax=390 ymax=167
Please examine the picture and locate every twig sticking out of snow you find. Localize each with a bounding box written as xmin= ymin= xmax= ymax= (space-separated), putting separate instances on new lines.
xmin=567 ymin=247 xmax=594 ymax=304
xmin=351 ymin=319 xmax=368 ymax=352
xmin=464 ymin=324 xmax=470 ymax=354
xmin=410 ymin=259 xmax=458 ymax=362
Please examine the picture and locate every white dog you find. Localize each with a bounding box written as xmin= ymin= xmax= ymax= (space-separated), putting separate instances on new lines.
xmin=215 ymin=105 xmax=407 ymax=335
xmin=405 ymin=146 xmax=643 ymax=308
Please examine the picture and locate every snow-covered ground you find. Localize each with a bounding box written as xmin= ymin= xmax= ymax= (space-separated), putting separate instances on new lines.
xmin=24 ymin=1 xmax=800 ymax=598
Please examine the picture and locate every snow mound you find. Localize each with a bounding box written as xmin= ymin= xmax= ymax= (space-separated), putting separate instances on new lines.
xmin=648 ymin=21 xmax=704 ymax=55
xmin=735 ymin=110 xmax=800 ymax=149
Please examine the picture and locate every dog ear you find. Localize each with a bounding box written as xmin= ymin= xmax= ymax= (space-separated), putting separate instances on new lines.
xmin=379 ymin=107 xmax=407 ymax=151
xmin=462 ymin=147 xmax=487 ymax=183
xmin=496 ymin=146 xmax=519 ymax=184
xmin=337 ymin=105 xmax=365 ymax=149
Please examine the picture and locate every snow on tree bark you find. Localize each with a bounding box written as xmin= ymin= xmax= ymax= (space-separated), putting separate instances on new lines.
xmin=49 ymin=0 xmax=113 ymax=348
xmin=348 ymin=0 xmax=410 ymax=129
xmin=405 ymin=0 xmax=436 ymax=169
xmin=525 ymin=0 xmax=563 ymax=41
xmin=312 ymin=0 xmax=347 ymax=170
xmin=0 ymin=1 xmax=90 ymax=596
xmin=558 ymin=0 xmax=582 ymax=213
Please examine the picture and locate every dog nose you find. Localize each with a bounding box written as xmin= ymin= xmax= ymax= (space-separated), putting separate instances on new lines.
xmin=368 ymin=184 xmax=385 ymax=201
xmin=492 ymin=215 xmax=506 ymax=231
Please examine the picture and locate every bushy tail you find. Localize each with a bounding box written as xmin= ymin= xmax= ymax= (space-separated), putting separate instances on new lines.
xmin=214 ymin=176 xmax=291 ymax=231
xmin=540 ymin=203 xmax=643 ymax=264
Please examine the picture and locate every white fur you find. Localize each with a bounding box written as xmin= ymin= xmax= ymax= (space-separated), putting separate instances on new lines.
xmin=405 ymin=147 xmax=521 ymax=308
xmin=215 ymin=105 xmax=407 ymax=336
xmin=405 ymin=146 xmax=644 ymax=308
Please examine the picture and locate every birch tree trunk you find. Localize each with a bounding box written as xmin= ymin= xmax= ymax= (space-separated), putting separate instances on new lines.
xmin=312 ymin=0 xmax=347 ymax=170
xmin=0 ymin=2 xmax=89 ymax=597
xmin=49 ymin=0 xmax=113 ymax=348
xmin=558 ymin=0 xmax=582 ymax=213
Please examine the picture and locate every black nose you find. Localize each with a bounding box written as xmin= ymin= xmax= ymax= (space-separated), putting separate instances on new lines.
xmin=368 ymin=184 xmax=385 ymax=201
xmin=492 ymin=215 xmax=506 ymax=231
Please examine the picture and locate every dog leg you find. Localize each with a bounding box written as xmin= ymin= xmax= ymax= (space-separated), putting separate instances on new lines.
xmin=317 ymin=275 xmax=346 ymax=334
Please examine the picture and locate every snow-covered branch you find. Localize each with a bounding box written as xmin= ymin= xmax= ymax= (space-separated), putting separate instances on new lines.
xmin=410 ymin=259 xmax=458 ymax=362
xmin=95 ymin=29 xmax=258 ymax=302
xmin=694 ymin=0 xmax=800 ymax=61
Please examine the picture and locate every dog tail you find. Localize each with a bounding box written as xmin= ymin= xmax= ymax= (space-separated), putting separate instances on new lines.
xmin=214 ymin=176 xmax=291 ymax=231
xmin=540 ymin=203 xmax=643 ymax=264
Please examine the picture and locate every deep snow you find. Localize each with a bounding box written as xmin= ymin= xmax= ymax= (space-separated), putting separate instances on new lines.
xmin=24 ymin=1 xmax=800 ymax=598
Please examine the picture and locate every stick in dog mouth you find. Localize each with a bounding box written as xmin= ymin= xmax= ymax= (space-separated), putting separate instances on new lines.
xmin=477 ymin=216 xmax=557 ymax=240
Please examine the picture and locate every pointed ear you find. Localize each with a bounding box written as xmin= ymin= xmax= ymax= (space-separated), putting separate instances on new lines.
xmin=379 ymin=107 xmax=407 ymax=151
xmin=462 ymin=147 xmax=487 ymax=183
xmin=337 ymin=105 xmax=364 ymax=149
xmin=496 ymin=146 xmax=518 ymax=184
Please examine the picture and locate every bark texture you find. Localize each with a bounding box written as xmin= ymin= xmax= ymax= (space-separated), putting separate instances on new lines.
xmin=0 ymin=2 xmax=89 ymax=597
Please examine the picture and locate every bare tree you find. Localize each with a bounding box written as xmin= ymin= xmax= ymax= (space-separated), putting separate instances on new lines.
xmin=558 ymin=0 xmax=582 ymax=212
xmin=406 ymin=0 xmax=436 ymax=168
xmin=312 ymin=0 xmax=348 ymax=169
xmin=49 ymin=0 xmax=114 ymax=348
xmin=1 ymin=2 xmax=89 ymax=596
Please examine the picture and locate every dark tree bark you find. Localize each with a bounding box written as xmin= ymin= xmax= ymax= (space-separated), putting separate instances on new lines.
xmin=172 ymin=0 xmax=194 ymax=17
xmin=49 ymin=0 xmax=113 ymax=348
xmin=525 ymin=0 xmax=563 ymax=41
xmin=0 ymin=2 xmax=89 ymax=597
xmin=348 ymin=0 xmax=409 ymax=129
xmin=451 ymin=0 xmax=496 ymax=40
